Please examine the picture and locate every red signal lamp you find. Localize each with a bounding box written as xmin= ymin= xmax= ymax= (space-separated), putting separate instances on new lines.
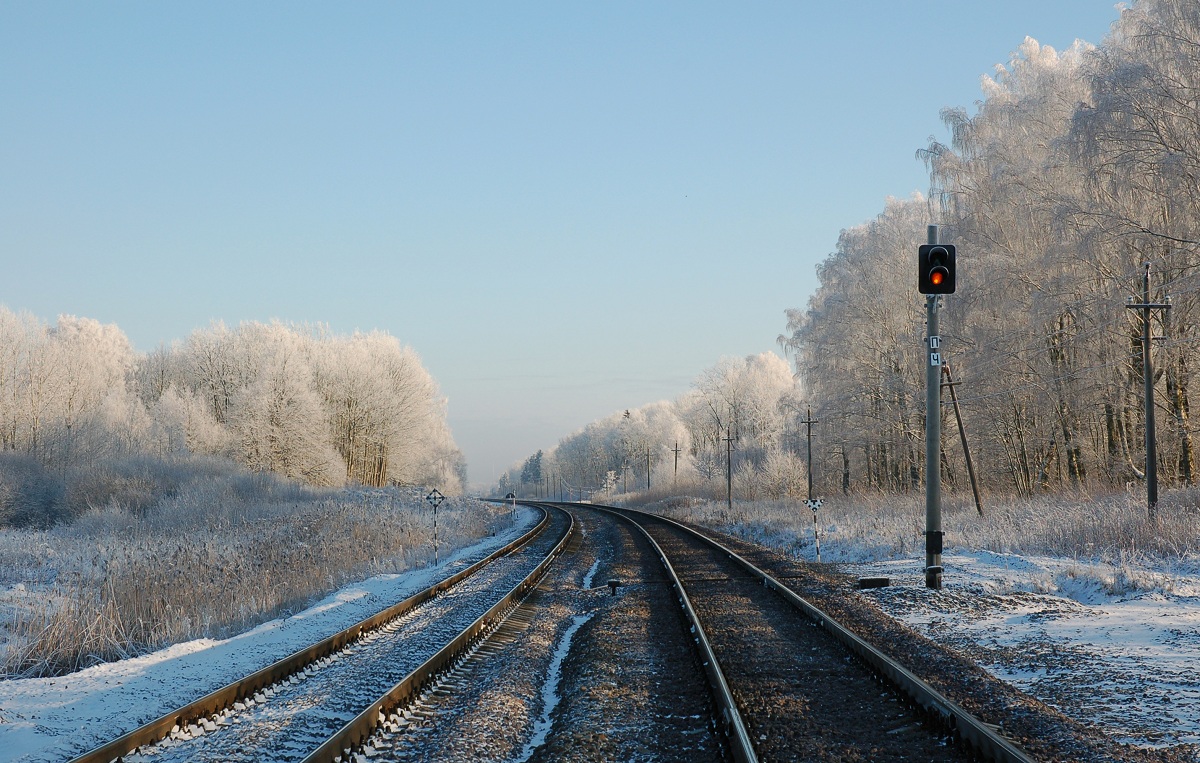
xmin=919 ymin=244 xmax=956 ymax=294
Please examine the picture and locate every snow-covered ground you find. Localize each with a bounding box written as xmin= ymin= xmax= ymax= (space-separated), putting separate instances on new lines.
xmin=6 ymin=493 xmax=1200 ymax=758
xmin=844 ymin=550 xmax=1200 ymax=748
xmin=0 ymin=509 xmax=539 ymax=763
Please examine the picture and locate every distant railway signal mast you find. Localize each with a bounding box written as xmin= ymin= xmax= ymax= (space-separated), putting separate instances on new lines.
xmin=806 ymin=498 xmax=823 ymax=562
xmin=646 ymin=446 xmax=652 ymax=491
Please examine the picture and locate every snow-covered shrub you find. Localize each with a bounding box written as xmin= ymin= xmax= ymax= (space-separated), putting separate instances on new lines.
xmin=0 ymin=454 xmax=67 ymax=528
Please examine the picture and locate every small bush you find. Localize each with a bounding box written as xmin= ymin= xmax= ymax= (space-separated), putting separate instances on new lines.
xmin=0 ymin=454 xmax=67 ymax=528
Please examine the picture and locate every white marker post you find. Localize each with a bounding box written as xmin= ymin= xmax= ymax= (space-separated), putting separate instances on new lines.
xmin=806 ymin=498 xmax=824 ymax=562
xmin=426 ymin=488 xmax=445 ymax=566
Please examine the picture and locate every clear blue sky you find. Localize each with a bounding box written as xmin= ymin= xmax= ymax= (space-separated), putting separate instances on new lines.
xmin=1 ymin=1 xmax=1122 ymax=488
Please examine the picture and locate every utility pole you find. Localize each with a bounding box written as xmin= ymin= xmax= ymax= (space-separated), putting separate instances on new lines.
xmin=942 ymin=361 xmax=984 ymax=517
xmin=724 ymin=426 xmax=736 ymax=511
xmin=924 ymin=224 xmax=944 ymax=590
xmin=800 ymin=408 xmax=818 ymax=501
xmin=646 ymin=446 xmax=651 ymax=491
xmin=671 ymin=441 xmax=682 ymax=489
xmin=1126 ymin=262 xmax=1171 ymax=516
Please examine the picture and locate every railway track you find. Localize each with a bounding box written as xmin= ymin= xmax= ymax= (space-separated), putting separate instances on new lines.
xmin=68 ymin=505 xmax=573 ymax=763
xmin=62 ymin=498 xmax=1043 ymax=762
xmin=374 ymin=500 xmax=726 ymax=763
xmin=586 ymin=503 xmax=1037 ymax=763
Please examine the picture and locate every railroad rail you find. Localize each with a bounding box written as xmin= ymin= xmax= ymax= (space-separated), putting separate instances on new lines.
xmin=69 ymin=504 xmax=573 ymax=763
xmin=345 ymin=499 xmax=727 ymax=762
xmin=578 ymin=503 xmax=756 ymax=762
xmin=582 ymin=502 xmax=1036 ymax=763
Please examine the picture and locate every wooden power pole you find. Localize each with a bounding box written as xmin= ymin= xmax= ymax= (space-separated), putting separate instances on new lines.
xmin=724 ymin=427 xmax=736 ymax=511
xmin=1126 ymin=262 xmax=1171 ymax=516
xmin=941 ymin=361 xmax=983 ymax=517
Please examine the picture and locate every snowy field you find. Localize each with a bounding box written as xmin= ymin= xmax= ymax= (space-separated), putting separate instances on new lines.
xmin=845 ymin=551 xmax=1200 ymax=748
xmin=0 ymin=508 xmax=539 ymax=763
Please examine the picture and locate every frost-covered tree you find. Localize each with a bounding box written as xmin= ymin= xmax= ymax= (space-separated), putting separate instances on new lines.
xmin=1067 ymin=0 xmax=1200 ymax=485
xmin=47 ymin=315 xmax=140 ymax=466
xmin=505 ymin=354 xmax=799 ymax=498
xmin=226 ymin=324 xmax=341 ymax=485
xmin=781 ymin=197 xmax=929 ymax=492
xmin=520 ymin=450 xmax=543 ymax=486
xmin=0 ymin=309 xmax=465 ymax=525
xmin=784 ymin=1 xmax=1200 ymax=499
xmin=311 ymin=331 xmax=461 ymax=490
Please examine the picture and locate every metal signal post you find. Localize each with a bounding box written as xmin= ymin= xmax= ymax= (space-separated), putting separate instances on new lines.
xmin=646 ymin=446 xmax=651 ymax=491
xmin=924 ymin=225 xmax=944 ymax=590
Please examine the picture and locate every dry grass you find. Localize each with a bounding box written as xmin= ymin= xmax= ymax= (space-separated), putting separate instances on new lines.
xmin=0 ymin=480 xmax=507 ymax=678
xmin=635 ymin=485 xmax=1200 ymax=567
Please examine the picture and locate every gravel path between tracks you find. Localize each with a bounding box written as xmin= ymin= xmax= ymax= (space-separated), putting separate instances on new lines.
xmin=689 ymin=521 xmax=1200 ymax=763
xmin=391 ymin=506 xmax=725 ymax=763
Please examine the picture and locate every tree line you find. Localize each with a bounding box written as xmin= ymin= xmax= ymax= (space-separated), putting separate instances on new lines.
xmin=0 ymin=310 xmax=463 ymax=525
xmin=782 ymin=0 xmax=1200 ymax=498
xmin=499 ymin=352 xmax=809 ymax=500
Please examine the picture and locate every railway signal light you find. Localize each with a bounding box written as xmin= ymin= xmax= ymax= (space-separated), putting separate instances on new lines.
xmin=918 ymin=244 xmax=956 ymax=294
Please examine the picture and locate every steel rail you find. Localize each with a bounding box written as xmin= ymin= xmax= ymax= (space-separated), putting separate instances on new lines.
xmin=69 ymin=505 xmax=554 ymax=763
xmin=583 ymin=503 xmax=758 ymax=763
xmin=303 ymin=502 xmax=574 ymax=763
xmin=604 ymin=503 xmax=1037 ymax=763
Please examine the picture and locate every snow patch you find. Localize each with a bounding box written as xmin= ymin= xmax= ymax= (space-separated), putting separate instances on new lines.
xmin=846 ymin=550 xmax=1200 ymax=747
xmin=581 ymin=560 xmax=601 ymax=590
xmin=292 ymin=587 xmax=373 ymax=619
xmin=511 ymin=613 xmax=594 ymax=763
